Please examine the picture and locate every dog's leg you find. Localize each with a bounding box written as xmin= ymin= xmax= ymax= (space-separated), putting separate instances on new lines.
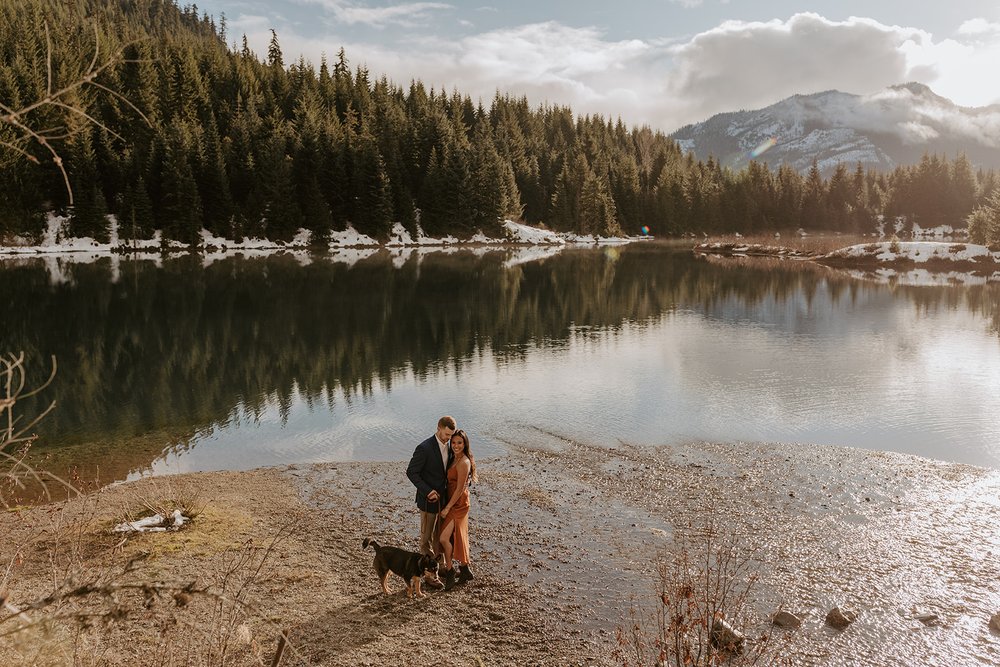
xmin=414 ymin=576 xmax=425 ymax=598
xmin=380 ymin=571 xmax=392 ymax=595
xmin=406 ymin=578 xmax=414 ymax=598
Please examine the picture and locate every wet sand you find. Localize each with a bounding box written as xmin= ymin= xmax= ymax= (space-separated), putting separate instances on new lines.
xmin=3 ymin=431 xmax=1000 ymax=665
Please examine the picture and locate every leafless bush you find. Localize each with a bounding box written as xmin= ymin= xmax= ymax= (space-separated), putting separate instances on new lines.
xmin=1 ymin=356 xmax=296 ymax=666
xmin=615 ymin=523 xmax=789 ymax=667
xmin=2 ymin=530 xmax=295 ymax=666
xmin=0 ymin=352 xmax=75 ymax=508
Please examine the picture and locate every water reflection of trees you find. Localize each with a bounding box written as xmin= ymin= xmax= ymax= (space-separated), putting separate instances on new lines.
xmin=696 ymin=253 xmax=1000 ymax=335
xmin=3 ymin=249 xmax=671 ymax=449
xmin=3 ymin=245 xmax=999 ymax=468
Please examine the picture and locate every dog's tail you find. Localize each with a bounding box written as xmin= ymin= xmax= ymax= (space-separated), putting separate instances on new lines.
xmin=361 ymin=537 xmax=381 ymax=551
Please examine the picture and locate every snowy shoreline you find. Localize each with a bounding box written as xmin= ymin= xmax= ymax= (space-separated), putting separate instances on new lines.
xmin=696 ymin=240 xmax=1000 ymax=285
xmin=0 ymin=215 xmax=647 ymax=258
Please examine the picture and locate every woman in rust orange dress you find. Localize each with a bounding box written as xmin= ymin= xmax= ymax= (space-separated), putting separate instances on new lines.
xmin=438 ymin=428 xmax=477 ymax=590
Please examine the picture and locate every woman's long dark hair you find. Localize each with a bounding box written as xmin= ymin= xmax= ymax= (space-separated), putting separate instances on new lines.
xmin=450 ymin=429 xmax=478 ymax=483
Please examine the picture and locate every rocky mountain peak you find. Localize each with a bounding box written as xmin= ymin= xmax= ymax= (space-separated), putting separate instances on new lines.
xmin=670 ymin=83 xmax=1000 ymax=175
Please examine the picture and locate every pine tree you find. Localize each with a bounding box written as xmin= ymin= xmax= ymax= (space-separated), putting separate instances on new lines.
xmin=119 ymin=174 xmax=155 ymax=241
xmin=67 ymin=131 xmax=109 ymax=241
xmin=293 ymin=122 xmax=333 ymax=239
xmin=268 ymin=29 xmax=284 ymax=69
xmin=949 ymin=154 xmax=978 ymax=226
xmin=196 ymin=116 xmax=234 ymax=235
xmin=468 ymin=122 xmax=510 ymax=235
xmin=967 ymin=191 xmax=1000 ymax=246
xmin=654 ymin=165 xmax=685 ymax=235
xmin=826 ymin=163 xmax=851 ymax=231
xmin=578 ymin=170 xmax=620 ymax=237
xmin=351 ymin=134 xmax=393 ymax=239
xmin=158 ymin=124 xmax=203 ymax=244
xmin=419 ymin=147 xmax=448 ymax=233
xmin=609 ymin=155 xmax=641 ymax=234
xmin=801 ymin=160 xmax=825 ymax=230
xmin=548 ymin=165 xmax=576 ymax=231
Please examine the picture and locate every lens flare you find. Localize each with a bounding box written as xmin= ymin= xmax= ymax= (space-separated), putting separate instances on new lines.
xmin=641 ymin=225 xmax=650 ymax=236
xmin=750 ymin=137 xmax=777 ymax=158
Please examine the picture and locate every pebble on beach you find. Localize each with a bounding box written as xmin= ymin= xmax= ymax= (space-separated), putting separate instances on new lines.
xmin=826 ymin=606 xmax=858 ymax=630
xmin=771 ymin=610 xmax=803 ymax=629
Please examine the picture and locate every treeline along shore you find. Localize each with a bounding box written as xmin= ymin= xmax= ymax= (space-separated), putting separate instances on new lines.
xmin=2 ymin=0 xmax=999 ymax=247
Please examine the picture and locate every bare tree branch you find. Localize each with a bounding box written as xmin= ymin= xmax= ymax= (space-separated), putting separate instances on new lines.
xmin=0 ymin=21 xmax=150 ymax=205
xmin=1 ymin=354 xmax=75 ymax=507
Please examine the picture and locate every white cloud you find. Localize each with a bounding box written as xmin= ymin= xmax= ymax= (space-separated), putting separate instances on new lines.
xmin=663 ymin=14 xmax=924 ymax=124
xmin=295 ymin=0 xmax=451 ymax=27
xmin=238 ymin=11 xmax=1000 ymax=132
xmin=957 ymin=18 xmax=1000 ymax=35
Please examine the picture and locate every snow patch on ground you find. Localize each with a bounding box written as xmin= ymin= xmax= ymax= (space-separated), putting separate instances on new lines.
xmin=502 ymin=220 xmax=565 ymax=245
xmin=501 ymin=220 xmax=643 ymax=246
xmin=384 ymin=222 xmax=461 ymax=246
xmin=827 ymin=241 xmax=999 ymax=264
xmin=2 ymin=215 xmax=639 ymax=272
xmin=468 ymin=230 xmax=496 ymax=244
xmin=201 ymin=228 xmax=311 ymax=250
xmin=1 ymin=214 xmax=110 ymax=254
xmin=0 ymin=215 xmax=320 ymax=255
xmin=328 ymin=226 xmax=378 ymax=248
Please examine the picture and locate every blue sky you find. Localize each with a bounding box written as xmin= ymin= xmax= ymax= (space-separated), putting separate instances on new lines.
xmin=192 ymin=1 xmax=1000 ymax=132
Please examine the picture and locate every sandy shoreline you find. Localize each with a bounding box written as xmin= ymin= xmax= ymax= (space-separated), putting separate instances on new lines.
xmin=3 ymin=434 xmax=1000 ymax=665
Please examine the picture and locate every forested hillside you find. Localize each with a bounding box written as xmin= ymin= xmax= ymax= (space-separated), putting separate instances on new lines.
xmin=1 ymin=0 xmax=998 ymax=244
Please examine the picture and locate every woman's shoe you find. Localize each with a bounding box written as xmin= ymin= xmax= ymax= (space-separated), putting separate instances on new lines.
xmin=457 ymin=564 xmax=474 ymax=583
xmin=443 ymin=567 xmax=457 ymax=591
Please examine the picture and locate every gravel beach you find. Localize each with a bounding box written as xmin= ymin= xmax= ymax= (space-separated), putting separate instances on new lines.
xmin=3 ymin=430 xmax=1000 ymax=666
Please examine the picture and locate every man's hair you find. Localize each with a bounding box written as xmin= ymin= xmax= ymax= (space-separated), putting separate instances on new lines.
xmin=437 ymin=415 xmax=457 ymax=430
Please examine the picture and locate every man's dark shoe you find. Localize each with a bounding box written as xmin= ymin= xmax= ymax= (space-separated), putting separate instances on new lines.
xmin=443 ymin=567 xmax=457 ymax=591
xmin=424 ymin=576 xmax=443 ymax=590
xmin=457 ymin=564 xmax=474 ymax=583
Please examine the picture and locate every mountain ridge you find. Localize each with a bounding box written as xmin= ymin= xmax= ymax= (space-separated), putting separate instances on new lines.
xmin=670 ymin=83 xmax=1000 ymax=174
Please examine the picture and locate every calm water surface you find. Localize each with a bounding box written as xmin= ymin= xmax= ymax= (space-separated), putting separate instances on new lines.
xmin=4 ymin=243 xmax=1000 ymax=485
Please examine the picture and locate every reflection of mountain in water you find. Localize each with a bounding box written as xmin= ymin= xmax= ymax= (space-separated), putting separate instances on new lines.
xmin=3 ymin=245 xmax=1000 ymax=483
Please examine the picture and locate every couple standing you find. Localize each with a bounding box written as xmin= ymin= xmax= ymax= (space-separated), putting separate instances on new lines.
xmin=406 ymin=415 xmax=478 ymax=590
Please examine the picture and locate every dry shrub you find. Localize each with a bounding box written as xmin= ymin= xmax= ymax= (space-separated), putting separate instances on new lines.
xmin=1 ymin=353 xmax=75 ymax=508
xmin=615 ymin=523 xmax=790 ymax=667
xmin=1 ymin=355 xmax=296 ymax=666
xmin=2 ymin=530 xmax=294 ymax=666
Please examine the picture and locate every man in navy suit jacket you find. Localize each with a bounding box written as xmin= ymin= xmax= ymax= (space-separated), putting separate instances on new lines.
xmin=406 ymin=415 xmax=456 ymax=569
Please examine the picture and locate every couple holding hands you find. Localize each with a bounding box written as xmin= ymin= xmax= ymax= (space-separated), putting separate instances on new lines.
xmin=406 ymin=415 xmax=478 ymax=591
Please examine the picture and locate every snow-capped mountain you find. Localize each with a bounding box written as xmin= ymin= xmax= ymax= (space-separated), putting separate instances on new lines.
xmin=670 ymin=83 xmax=1000 ymax=174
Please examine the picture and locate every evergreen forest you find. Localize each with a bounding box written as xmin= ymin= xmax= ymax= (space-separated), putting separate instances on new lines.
xmin=2 ymin=0 xmax=999 ymax=245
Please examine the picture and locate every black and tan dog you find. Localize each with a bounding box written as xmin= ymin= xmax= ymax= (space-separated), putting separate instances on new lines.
xmin=362 ymin=537 xmax=440 ymax=598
